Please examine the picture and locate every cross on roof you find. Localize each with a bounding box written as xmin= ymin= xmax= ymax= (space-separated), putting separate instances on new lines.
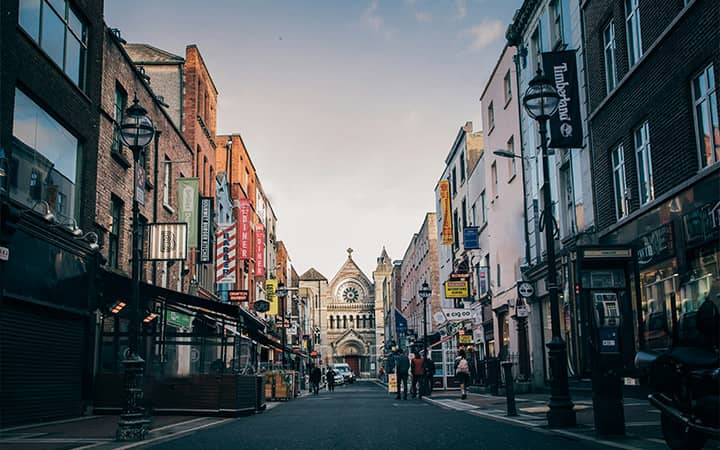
xmin=347 ymin=248 xmax=353 ymax=259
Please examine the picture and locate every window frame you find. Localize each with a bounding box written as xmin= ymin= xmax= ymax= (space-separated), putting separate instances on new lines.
xmin=507 ymin=136 xmax=517 ymax=181
xmin=634 ymin=122 xmax=654 ymax=205
xmin=460 ymin=151 xmax=466 ymax=183
xmin=163 ymin=156 xmax=171 ymax=208
xmin=488 ymin=101 xmax=495 ymax=131
xmin=109 ymin=196 xmax=122 ymax=269
xmin=503 ymin=70 xmax=512 ymax=105
xmin=491 ymin=161 xmax=498 ymax=198
xmin=112 ymin=85 xmax=127 ymax=154
xmin=603 ymin=20 xmax=617 ymax=94
xmin=549 ymin=0 xmax=564 ymax=48
xmin=625 ymin=0 xmax=643 ymax=68
xmin=691 ymin=64 xmax=719 ymax=169
xmin=480 ymin=190 xmax=487 ymax=224
xmin=611 ymin=144 xmax=628 ymax=220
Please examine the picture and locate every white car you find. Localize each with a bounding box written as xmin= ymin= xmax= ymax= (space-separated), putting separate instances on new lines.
xmin=332 ymin=363 xmax=356 ymax=384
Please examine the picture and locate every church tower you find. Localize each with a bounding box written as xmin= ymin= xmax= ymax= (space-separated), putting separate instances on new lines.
xmin=372 ymin=247 xmax=393 ymax=374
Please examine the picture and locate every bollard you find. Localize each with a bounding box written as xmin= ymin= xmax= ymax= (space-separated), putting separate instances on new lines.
xmin=502 ymin=361 xmax=517 ymax=416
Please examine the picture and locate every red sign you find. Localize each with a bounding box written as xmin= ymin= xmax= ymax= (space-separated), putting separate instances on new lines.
xmin=255 ymin=223 xmax=265 ymax=277
xmin=450 ymin=273 xmax=470 ymax=279
xmin=228 ymin=290 xmax=249 ymax=303
xmin=238 ymin=199 xmax=252 ymax=260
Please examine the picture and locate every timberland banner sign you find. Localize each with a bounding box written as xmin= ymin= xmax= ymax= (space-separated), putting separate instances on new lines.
xmin=177 ymin=178 xmax=199 ymax=247
xmin=439 ymin=180 xmax=453 ymax=244
xmin=542 ymin=50 xmax=582 ymax=148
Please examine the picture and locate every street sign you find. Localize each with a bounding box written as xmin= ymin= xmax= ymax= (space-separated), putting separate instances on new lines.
xmin=0 ymin=246 xmax=9 ymax=261
xmin=518 ymin=282 xmax=534 ymax=298
xmin=463 ymin=227 xmax=480 ymax=249
xmin=445 ymin=280 xmax=469 ymax=298
xmin=516 ymin=303 xmax=529 ymax=318
xmin=228 ymin=290 xmax=249 ymax=303
xmin=442 ymin=308 xmax=472 ymax=321
xmin=433 ymin=311 xmax=446 ymax=324
xmin=254 ymin=299 xmax=270 ymax=312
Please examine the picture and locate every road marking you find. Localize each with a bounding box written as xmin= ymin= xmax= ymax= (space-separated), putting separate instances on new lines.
xmin=551 ymin=429 xmax=643 ymax=450
xmin=467 ymin=409 xmax=543 ymax=427
xmin=0 ymin=415 xmax=103 ymax=433
xmin=112 ymin=418 xmax=234 ymax=450
xmin=148 ymin=417 xmax=209 ymax=434
xmin=0 ymin=438 xmax=113 ymax=443
xmin=646 ymin=438 xmax=666 ymax=444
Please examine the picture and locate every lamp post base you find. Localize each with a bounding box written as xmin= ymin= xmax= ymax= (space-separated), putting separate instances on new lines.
xmin=546 ymin=337 xmax=576 ymax=428
xmin=116 ymin=354 xmax=149 ymax=441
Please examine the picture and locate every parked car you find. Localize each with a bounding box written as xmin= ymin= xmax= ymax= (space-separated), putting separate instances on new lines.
xmin=333 ymin=372 xmax=344 ymax=386
xmin=332 ymin=363 xmax=356 ymax=384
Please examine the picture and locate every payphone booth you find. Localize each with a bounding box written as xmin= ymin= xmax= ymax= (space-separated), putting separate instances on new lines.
xmin=576 ymin=246 xmax=636 ymax=436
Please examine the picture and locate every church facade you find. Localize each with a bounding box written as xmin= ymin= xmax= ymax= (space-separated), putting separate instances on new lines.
xmin=299 ymin=248 xmax=392 ymax=377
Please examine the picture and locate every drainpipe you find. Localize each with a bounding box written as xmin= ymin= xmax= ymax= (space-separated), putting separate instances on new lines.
xmin=152 ymin=130 xmax=161 ymax=286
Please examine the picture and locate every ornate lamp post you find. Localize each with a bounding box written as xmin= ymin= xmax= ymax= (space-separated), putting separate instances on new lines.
xmin=522 ymin=69 xmax=575 ymax=428
xmin=117 ymin=96 xmax=155 ymax=441
xmin=418 ymin=281 xmax=432 ymax=350
xmin=277 ymin=285 xmax=288 ymax=369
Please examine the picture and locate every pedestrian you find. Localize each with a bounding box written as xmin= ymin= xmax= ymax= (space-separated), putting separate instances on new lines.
xmin=423 ymin=352 xmax=436 ymax=397
xmin=395 ymin=349 xmax=410 ymax=400
xmin=310 ymin=364 xmax=322 ymax=395
xmin=411 ymin=351 xmax=425 ymax=398
xmin=455 ymin=349 xmax=470 ymax=400
xmin=326 ymin=367 xmax=336 ymax=392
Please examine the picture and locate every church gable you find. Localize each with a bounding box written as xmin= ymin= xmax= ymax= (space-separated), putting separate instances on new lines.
xmin=329 ymin=248 xmax=373 ymax=303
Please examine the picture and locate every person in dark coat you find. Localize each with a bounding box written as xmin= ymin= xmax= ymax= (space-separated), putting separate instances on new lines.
xmin=310 ymin=364 xmax=322 ymax=395
xmin=423 ymin=353 xmax=436 ymax=396
xmin=326 ymin=367 xmax=336 ymax=392
xmin=395 ymin=349 xmax=410 ymax=400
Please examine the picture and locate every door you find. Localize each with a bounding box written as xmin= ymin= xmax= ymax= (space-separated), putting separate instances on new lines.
xmin=344 ymin=356 xmax=359 ymax=375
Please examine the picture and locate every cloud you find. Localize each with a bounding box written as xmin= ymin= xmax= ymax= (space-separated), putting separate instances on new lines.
xmin=455 ymin=0 xmax=467 ymax=19
xmin=465 ymin=19 xmax=505 ymax=50
xmin=415 ymin=11 xmax=432 ymax=23
xmin=363 ymin=0 xmax=391 ymax=36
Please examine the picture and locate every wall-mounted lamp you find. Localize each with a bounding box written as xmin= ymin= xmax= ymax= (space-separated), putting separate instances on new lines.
xmin=74 ymin=231 xmax=100 ymax=251
xmin=29 ymin=200 xmax=55 ymax=222
xmin=52 ymin=218 xmax=83 ymax=236
xmin=110 ymin=300 xmax=127 ymax=314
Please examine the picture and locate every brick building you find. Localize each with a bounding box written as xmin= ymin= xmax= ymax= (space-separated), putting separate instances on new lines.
xmin=0 ymin=0 xmax=105 ymax=426
xmin=582 ymin=0 xmax=719 ymax=355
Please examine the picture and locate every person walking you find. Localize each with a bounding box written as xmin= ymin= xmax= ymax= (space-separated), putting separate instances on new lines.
xmin=455 ymin=349 xmax=470 ymax=400
xmin=310 ymin=364 xmax=322 ymax=395
xmin=326 ymin=367 xmax=336 ymax=392
xmin=395 ymin=349 xmax=410 ymax=400
xmin=411 ymin=352 xmax=425 ymax=398
xmin=423 ymin=353 xmax=436 ymax=397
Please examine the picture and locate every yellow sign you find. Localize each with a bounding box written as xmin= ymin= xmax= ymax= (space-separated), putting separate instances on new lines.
xmin=445 ymin=280 xmax=469 ymax=298
xmin=265 ymin=279 xmax=278 ymax=315
xmin=388 ymin=373 xmax=397 ymax=393
xmin=439 ymin=180 xmax=453 ymax=245
xmin=459 ymin=334 xmax=473 ymax=344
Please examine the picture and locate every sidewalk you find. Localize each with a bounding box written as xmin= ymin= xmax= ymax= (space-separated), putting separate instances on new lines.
xmin=422 ymin=390 xmax=668 ymax=450
xmin=0 ymin=415 xmax=235 ymax=450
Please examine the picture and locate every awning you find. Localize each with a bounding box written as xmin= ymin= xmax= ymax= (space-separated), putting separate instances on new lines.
xmin=100 ymin=269 xmax=266 ymax=336
xmin=428 ymin=332 xmax=457 ymax=349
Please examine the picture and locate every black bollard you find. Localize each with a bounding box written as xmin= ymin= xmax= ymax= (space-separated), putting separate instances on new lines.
xmin=502 ymin=361 xmax=517 ymax=416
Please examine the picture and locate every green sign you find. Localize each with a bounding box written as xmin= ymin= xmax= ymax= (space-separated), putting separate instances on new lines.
xmin=167 ymin=311 xmax=191 ymax=329
xmin=178 ymin=178 xmax=199 ymax=247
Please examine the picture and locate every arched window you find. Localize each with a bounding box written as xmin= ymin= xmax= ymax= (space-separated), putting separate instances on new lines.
xmin=361 ymin=315 xmax=366 ymax=328
xmin=343 ymin=316 xmax=347 ymax=328
xmin=349 ymin=316 xmax=354 ymax=328
xmin=369 ymin=315 xmax=374 ymax=329
xmin=356 ymin=315 xmax=360 ymax=327
xmin=329 ymin=316 xmax=334 ymax=329
xmin=336 ymin=315 xmax=341 ymax=328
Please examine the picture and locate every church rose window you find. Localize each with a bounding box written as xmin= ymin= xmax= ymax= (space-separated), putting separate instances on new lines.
xmin=343 ymin=286 xmax=360 ymax=303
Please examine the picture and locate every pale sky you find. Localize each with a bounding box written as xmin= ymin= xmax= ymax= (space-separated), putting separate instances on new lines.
xmin=105 ymin=0 xmax=522 ymax=278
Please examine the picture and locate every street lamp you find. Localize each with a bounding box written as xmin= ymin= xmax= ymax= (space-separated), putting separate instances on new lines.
xmin=520 ymin=69 xmax=575 ymax=427
xmin=418 ymin=281 xmax=431 ymax=350
xmin=117 ymin=96 xmax=155 ymax=441
xmin=277 ymin=285 xmax=288 ymax=369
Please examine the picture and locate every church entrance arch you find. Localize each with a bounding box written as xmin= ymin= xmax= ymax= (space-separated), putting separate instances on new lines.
xmin=337 ymin=341 xmax=365 ymax=375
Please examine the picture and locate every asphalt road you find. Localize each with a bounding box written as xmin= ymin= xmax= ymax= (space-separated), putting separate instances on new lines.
xmin=143 ymin=381 xmax=610 ymax=450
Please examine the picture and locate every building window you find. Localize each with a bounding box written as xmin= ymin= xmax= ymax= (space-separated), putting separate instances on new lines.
xmin=507 ymin=136 xmax=516 ymax=180
xmin=488 ymin=101 xmax=495 ymax=130
xmin=461 ymin=197 xmax=468 ymax=229
xmin=549 ymin=0 xmax=563 ymax=48
xmin=625 ymin=0 xmax=642 ymax=67
xmin=109 ymin=196 xmax=122 ymax=269
xmin=471 ymin=203 xmax=477 ymax=225
xmin=496 ymin=264 xmax=501 ymax=288
xmin=634 ymin=122 xmax=654 ymax=204
xmin=611 ymin=145 xmax=628 ymax=220
xmin=163 ymin=157 xmax=171 ymax=207
xmin=11 ymin=88 xmax=79 ymax=221
xmin=18 ymin=0 xmax=88 ymax=88
xmin=329 ymin=316 xmax=334 ymax=329
xmin=603 ymin=21 xmax=617 ymax=93
xmin=451 ymin=167 xmax=457 ymax=197
xmin=504 ymin=70 xmax=512 ymax=104
xmin=491 ymin=161 xmax=498 ymax=198
xmin=559 ymin=163 xmax=575 ymax=236
xmin=112 ymin=86 xmax=127 ymax=153
xmin=480 ymin=191 xmax=487 ymax=224
xmin=453 ymin=209 xmax=459 ymax=251
xmin=460 ymin=151 xmax=466 ymax=183
xmin=692 ymin=64 xmax=719 ymax=168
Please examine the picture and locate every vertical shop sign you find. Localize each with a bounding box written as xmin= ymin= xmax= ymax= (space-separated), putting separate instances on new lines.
xmin=198 ymin=196 xmax=213 ymax=263
xmin=238 ymin=199 xmax=251 ymax=260
xmin=216 ymin=223 xmax=236 ymax=284
xmin=439 ymin=180 xmax=453 ymax=244
xmin=255 ymin=223 xmax=265 ymax=277
xmin=177 ymin=178 xmax=199 ymax=247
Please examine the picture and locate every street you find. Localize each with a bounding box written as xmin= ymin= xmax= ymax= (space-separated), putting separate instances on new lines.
xmin=145 ymin=382 xmax=608 ymax=450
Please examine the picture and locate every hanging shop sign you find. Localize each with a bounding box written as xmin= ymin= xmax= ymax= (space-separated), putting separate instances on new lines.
xmin=442 ymin=308 xmax=473 ymax=321
xmin=634 ymin=223 xmax=674 ymax=269
xmin=216 ymin=223 xmax=236 ymax=284
xmin=198 ymin=196 xmax=214 ymax=263
xmin=147 ymin=222 xmax=188 ymax=261
xmin=238 ymin=199 xmax=252 ymax=260
xmin=177 ymin=178 xmax=199 ymax=247
xmin=228 ymin=290 xmax=249 ymax=304
xmin=135 ymin=164 xmax=145 ymax=206
xmin=167 ymin=310 xmax=191 ymax=329
xmin=439 ymin=180 xmax=453 ymax=244
xmin=444 ymin=280 xmax=469 ymax=298
xmin=459 ymin=329 xmax=473 ymax=344
xmin=517 ymin=282 xmax=534 ymax=298
xmin=255 ymin=223 xmax=265 ymax=277
xmin=542 ymin=50 xmax=583 ymax=148
xmin=463 ymin=226 xmax=480 ymax=249
xmin=266 ymin=279 xmax=278 ymax=315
